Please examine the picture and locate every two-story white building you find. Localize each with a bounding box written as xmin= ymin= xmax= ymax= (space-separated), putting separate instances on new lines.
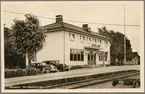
xmin=31 ymin=15 xmax=112 ymax=68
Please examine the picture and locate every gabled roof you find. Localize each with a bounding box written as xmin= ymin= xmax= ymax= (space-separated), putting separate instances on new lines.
xmin=131 ymin=52 xmax=140 ymax=58
xmin=43 ymin=22 xmax=112 ymax=42
xmin=43 ymin=22 xmax=86 ymax=33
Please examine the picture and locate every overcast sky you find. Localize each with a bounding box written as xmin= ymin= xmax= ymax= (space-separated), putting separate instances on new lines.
xmin=1 ymin=1 xmax=143 ymax=55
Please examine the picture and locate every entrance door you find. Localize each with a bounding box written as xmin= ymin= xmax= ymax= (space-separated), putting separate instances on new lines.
xmin=88 ymin=51 xmax=96 ymax=67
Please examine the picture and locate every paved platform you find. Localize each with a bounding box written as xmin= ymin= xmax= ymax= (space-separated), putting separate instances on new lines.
xmin=5 ymin=65 xmax=140 ymax=87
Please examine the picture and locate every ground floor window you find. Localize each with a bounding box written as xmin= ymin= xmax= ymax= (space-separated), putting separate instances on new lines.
xmin=99 ymin=52 xmax=108 ymax=61
xmin=105 ymin=52 xmax=108 ymax=61
xmin=99 ymin=54 xmax=103 ymax=61
xmin=70 ymin=49 xmax=84 ymax=61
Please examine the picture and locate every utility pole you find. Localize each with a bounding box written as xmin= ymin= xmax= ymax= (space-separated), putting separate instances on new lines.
xmin=124 ymin=4 xmax=126 ymax=65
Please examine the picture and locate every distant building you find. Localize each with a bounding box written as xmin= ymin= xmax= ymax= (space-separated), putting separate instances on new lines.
xmin=30 ymin=15 xmax=112 ymax=68
xmin=126 ymin=52 xmax=140 ymax=65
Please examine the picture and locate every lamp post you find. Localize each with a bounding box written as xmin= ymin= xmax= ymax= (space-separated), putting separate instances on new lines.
xmin=124 ymin=4 xmax=126 ymax=65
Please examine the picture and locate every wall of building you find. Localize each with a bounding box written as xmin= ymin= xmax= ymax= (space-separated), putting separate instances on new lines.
xmin=31 ymin=29 xmax=111 ymax=67
xmin=126 ymin=57 xmax=139 ymax=65
xmin=32 ymin=31 xmax=64 ymax=64
xmin=99 ymin=42 xmax=111 ymax=65
xmin=64 ymin=31 xmax=87 ymax=66
xmin=64 ymin=31 xmax=111 ymax=66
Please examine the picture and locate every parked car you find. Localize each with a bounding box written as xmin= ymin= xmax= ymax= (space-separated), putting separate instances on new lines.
xmin=43 ymin=60 xmax=69 ymax=72
xmin=112 ymin=78 xmax=140 ymax=88
xmin=31 ymin=62 xmax=57 ymax=73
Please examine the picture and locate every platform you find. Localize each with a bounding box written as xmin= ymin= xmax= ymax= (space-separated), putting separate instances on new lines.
xmin=5 ymin=65 xmax=140 ymax=87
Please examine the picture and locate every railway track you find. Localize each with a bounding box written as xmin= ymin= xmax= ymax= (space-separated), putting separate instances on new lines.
xmin=6 ymin=70 xmax=140 ymax=89
xmin=43 ymin=70 xmax=140 ymax=89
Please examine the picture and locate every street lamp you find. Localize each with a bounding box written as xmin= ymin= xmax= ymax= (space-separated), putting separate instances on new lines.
xmin=124 ymin=4 xmax=126 ymax=65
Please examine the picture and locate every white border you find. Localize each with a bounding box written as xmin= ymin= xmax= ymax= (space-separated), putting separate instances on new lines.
xmin=1 ymin=1 xmax=144 ymax=93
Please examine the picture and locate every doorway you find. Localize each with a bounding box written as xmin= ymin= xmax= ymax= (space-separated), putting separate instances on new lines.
xmin=88 ymin=51 xmax=96 ymax=67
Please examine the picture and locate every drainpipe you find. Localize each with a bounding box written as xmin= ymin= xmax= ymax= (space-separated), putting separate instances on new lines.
xmin=63 ymin=31 xmax=65 ymax=65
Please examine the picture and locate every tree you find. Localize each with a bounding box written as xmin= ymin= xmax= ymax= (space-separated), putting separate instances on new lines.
xmin=4 ymin=26 xmax=26 ymax=68
xmin=10 ymin=14 xmax=46 ymax=67
xmin=4 ymin=27 xmax=16 ymax=55
xmin=98 ymin=26 xmax=132 ymax=65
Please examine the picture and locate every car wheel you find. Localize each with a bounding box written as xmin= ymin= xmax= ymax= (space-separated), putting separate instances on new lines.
xmin=45 ymin=68 xmax=51 ymax=73
xmin=42 ymin=67 xmax=46 ymax=73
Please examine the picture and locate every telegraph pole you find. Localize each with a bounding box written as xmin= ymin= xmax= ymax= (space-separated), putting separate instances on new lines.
xmin=124 ymin=4 xmax=126 ymax=65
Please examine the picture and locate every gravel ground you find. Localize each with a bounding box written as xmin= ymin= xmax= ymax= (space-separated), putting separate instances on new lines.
xmin=79 ymin=75 xmax=140 ymax=89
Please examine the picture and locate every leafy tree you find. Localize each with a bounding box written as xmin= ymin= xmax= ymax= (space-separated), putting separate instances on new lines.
xmin=98 ymin=26 xmax=132 ymax=65
xmin=10 ymin=14 xmax=46 ymax=67
xmin=4 ymin=26 xmax=26 ymax=68
xmin=4 ymin=27 xmax=14 ymax=55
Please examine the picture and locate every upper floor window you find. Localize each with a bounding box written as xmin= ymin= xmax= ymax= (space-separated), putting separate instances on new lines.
xmin=98 ymin=39 xmax=101 ymax=44
xmin=69 ymin=33 xmax=75 ymax=41
xmin=83 ymin=36 xmax=85 ymax=41
xmin=80 ymin=36 xmax=85 ymax=42
xmin=94 ymin=38 xmax=97 ymax=43
xmin=89 ymin=38 xmax=91 ymax=42
xmin=104 ymin=41 xmax=108 ymax=45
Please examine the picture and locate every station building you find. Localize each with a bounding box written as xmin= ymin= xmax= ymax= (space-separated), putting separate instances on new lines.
xmin=31 ymin=15 xmax=112 ymax=67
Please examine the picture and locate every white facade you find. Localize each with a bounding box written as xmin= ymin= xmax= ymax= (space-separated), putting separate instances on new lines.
xmin=36 ymin=31 xmax=64 ymax=63
xmin=64 ymin=31 xmax=111 ymax=67
xmin=31 ymin=15 xmax=112 ymax=67
xmin=32 ymin=31 xmax=111 ymax=67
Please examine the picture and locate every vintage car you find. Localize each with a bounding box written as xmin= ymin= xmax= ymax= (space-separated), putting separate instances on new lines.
xmin=31 ymin=62 xmax=57 ymax=73
xmin=43 ymin=60 xmax=69 ymax=72
xmin=112 ymin=78 xmax=140 ymax=88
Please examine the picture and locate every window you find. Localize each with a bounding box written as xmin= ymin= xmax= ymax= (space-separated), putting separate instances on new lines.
xmin=70 ymin=49 xmax=73 ymax=61
xmin=72 ymin=34 xmax=75 ymax=39
xmin=83 ymin=36 xmax=85 ymax=41
xmin=69 ymin=33 xmax=75 ymax=41
xmin=80 ymin=36 xmax=85 ymax=42
xmin=99 ymin=52 xmax=104 ymax=61
xmin=100 ymin=40 xmax=102 ymax=43
xmin=99 ymin=52 xmax=108 ymax=61
xmin=77 ymin=50 xmax=81 ymax=61
xmin=89 ymin=38 xmax=91 ymax=42
xmin=70 ymin=49 xmax=84 ymax=61
xmin=91 ymin=54 xmax=93 ymax=60
xmin=104 ymin=41 xmax=108 ymax=45
xmin=95 ymin=39 xmax=97 ymax=43
xmin=74 ymin=50 xmax=77 ymax=61
xmin=88 ymin=54 xmax=90 ymax=61
xmin=105 ymin=52 xmax=108 ymax=61
xmin=99 ymin=55 xmax=101 ymax=61
xmin=81 ymin=50 xmax=84 ymax=61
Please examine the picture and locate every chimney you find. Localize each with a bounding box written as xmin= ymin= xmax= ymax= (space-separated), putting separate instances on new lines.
xmin=56 ymin=15 xmax=63 ymax=23
xmin=82 ymin=24 xmax=88 ymax=30
xmin=82 ymin=24 xmax=91 ymax=32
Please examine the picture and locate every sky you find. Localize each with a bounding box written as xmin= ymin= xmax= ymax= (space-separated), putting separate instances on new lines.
xmin=1 ymin=1 xmax=143 ymax=55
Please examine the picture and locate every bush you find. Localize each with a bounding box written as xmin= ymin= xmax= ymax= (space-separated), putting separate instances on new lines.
xmin=69 ymin=65 xmax=88 ymax=70
xmin=5 ymin=68 xmax=39 ymax=78
xmin=5 ymin=69 xmax=26 ymax=78
xmin=26 ymin=68 xmax=39 ymax=76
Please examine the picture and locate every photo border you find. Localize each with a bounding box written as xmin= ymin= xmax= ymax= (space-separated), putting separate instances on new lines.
xmin=0 ymin=0 xmax=144 ymax=94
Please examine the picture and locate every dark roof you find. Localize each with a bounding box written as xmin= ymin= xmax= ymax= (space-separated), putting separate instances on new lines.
xmin=43 ymin=22 xmax=112 ymax=41
xmin=131 ymin=52 xmax=140 ymax=58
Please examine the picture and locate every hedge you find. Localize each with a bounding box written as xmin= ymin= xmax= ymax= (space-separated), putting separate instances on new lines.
xmin=5 ymin=68 xmax=40 ymax=78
